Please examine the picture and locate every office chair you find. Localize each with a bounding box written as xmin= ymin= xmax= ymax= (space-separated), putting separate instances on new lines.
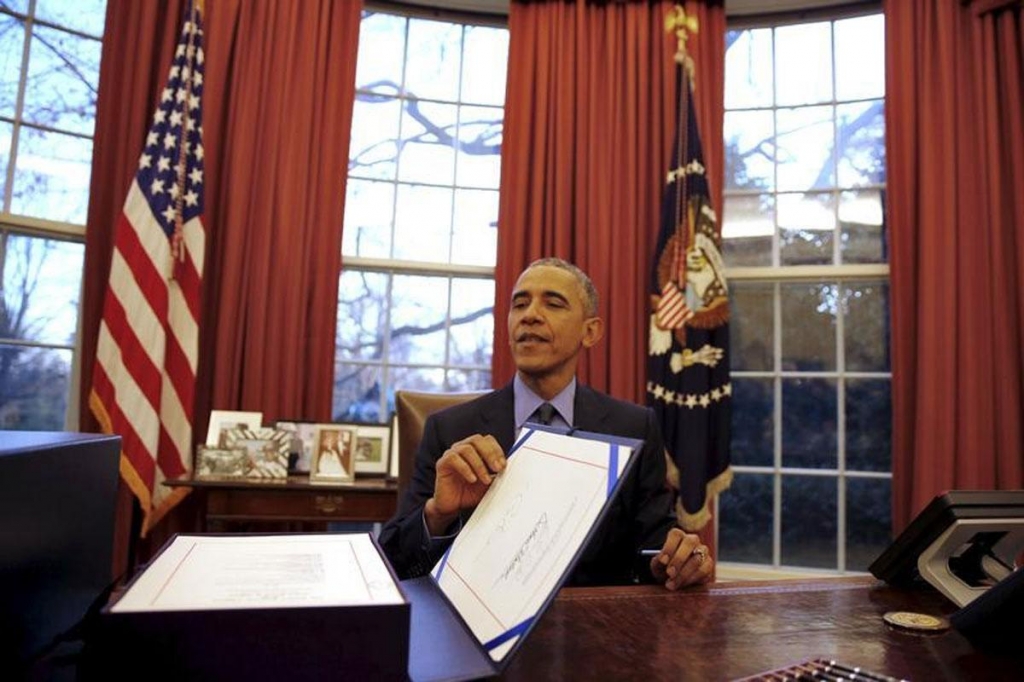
xmin=394 ymin=389 xmax=488 ymax=500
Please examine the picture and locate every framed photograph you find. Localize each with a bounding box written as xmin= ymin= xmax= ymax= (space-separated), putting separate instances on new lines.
xmin=388 ymin=413 xmax=400 ymax=480
xmin=310 ymin=424 xmax=358 ymax=484
xmin=194 ymin=446 xmax=249 ymax=479
xmin=222 ymin=427 xmax=291 ymax=480
xmin=350 ymin=422 xmax=391 ymax=477
xmin=206 ymin=410 xmax=263 ymax=446
xmin=274 ymin=420 xmax=318 ymax=473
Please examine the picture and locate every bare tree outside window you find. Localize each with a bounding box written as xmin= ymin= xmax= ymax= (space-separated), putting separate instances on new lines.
xmin=0 ymin=0 xmax=106 ymax=430
xmin=718 ymin=13 xmax=892 ymax=574
xmin=334 ymin=11 xmax=507 ymax=423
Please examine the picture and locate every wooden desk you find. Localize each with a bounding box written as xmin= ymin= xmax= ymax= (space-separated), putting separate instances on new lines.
xmin=164 ymin=476 xmax=398 ymax=531
xmin=505 ymin=577 xmax=1024 ymax=681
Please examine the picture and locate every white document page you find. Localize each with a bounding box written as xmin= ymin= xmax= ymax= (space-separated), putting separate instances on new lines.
xmin=111 ymin=533 xmax=403 ymax=612
xmin=431 ymin=428 xmax=633 ymax=661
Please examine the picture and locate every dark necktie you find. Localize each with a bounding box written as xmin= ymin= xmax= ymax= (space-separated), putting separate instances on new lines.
xmin=530 ymin=402 xmax=557 ymax=426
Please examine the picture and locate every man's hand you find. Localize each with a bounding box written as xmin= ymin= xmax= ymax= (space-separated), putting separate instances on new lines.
xmin=649 ymin=527 xmax=713 ymax=590
xmin=424 ymin=434 xmax=507 ymax=536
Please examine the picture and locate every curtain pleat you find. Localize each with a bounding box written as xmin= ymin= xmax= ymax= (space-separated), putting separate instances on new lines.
xmin=886 ymin=0 xmax=1024 ymax=531
xmin=494 ymin=0 xmax=724 ymax=406
xmin=80 ymin=0 xmax=362 ymax=570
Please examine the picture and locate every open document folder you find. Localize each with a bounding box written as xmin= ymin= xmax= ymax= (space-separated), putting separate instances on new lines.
xmin=110 ymin=534 xmax=404 ymax=612
xmin=405 ymin=425 xmax=641 ymax=680
xmin=95 ymin=534 xmax=410 ymax=681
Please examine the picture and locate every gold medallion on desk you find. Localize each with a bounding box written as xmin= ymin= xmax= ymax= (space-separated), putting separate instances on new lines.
xmin=883 ymin=611 xmax=950 ymax=632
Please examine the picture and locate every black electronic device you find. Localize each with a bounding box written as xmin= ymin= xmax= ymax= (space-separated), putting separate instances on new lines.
xmin=869 ymin=490 xmax=1024 ymax=607
xmin=950 ymin=565 xmax=1024 ymax=655
xmin=0 ymin=431 xmax=121 ymax=677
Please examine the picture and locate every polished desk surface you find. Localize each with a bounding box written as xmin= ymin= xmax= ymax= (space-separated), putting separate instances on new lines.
xmin=506 ymin=577 xmax=1024 ymax=681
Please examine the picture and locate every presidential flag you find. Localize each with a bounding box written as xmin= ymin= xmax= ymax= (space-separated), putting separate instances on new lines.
xmin=647 ymin=8 xmax=731 ymax=531
xmin=90 ymin=0 xmax=207 ymax=536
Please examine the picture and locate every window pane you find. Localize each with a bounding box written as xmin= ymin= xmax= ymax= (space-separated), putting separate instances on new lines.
xmin=398 ymin=100 xmax=456 ymax=185
xmin=782 ymin=377 xmax=837 ymax=469
xmin=719 ymin=472 xmax=773 ymax=564
xmin=724 ymin=110 xmax=774 ymax=191
xmin=835 ymin=14 xmax=884 ymax=102
xmin=405 ymin=19 xmax=461 ymax=102
xmin=448 ymin=278 xmax=493 ymax=367
xmin=11 ymin=125 xmax=92 ymax=223
xmin=355 ymin=12 xmax=405 ymax=93
xmin=843 ymin=281 xmax=890 ymax=372
xmin=392 ymin=184 xmax=452 ymax=263
xmin=776 ymin=105 xmax=834 ymax=192
xmin=342 ymin=179 xmax=394 ymax=258
xmin=846 ymin=477 xmax=891 ymax=571
xmin=349 ymin=96 xmax=401 ymax=181
xmin=333 ymin=362 xmax=383 ymax=423
xmin=389 ymin=274 xmax=448 ymax=364
xmin=2 ymin=1 xmax=28 ymax=14
xmin=455 ymin=104 xmax=501 ymax=189
xmin=839 ymin=189 xmax=886 ymax=264
xmin=782 ymin=474 xmax=836 ymax=568
xmin=846 ymin=378 xmax=891 ymax=472
xmin=446 ymin=368 xmax=491 ymax=392
xmin=731 ymin=377 xmax=773 ymax=466
xmin=781 ymin=282 xmax=837 ymax=371
xmin=35 ymin=0 xmax=107 ymax=36
xmin=0 ymin=121 xmax=12 ymax=200
xmin=722 ymin=193 xmax=773 ymax=267
xmin=24 ymin=25 xmax=101 ymax=135
xmin=451 ymin=188 xmax=498 ymax=267
xmin=778 ymin=191 xmax=835 ymax=266
xmin=724 ymin=28 xmax=772 ymax=109
xmin=730 ymin=282 xmax=773 ymax=371
xmin=2 ymin=233 xmax=83 ymax=344
xmin=336 ymin=270 xmax=388 ymax=361
xmin=0 ymin=344 xmax=71 ymax=429
xmin=391 ymin=365 xmax=445 ymax=393
xmin=775 ymin=22 xmax=832 ymax=106
xmin=0 ymin=12 xmax=25 ymax=119
xmin=461 ymin=25 xmax=507 ymax=106
xmin=837 ymin=100 xmax=885 ymax=189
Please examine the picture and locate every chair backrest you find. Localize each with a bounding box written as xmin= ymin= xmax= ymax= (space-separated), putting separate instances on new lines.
xmin=394 ymin=389 xmax=488 ymax=500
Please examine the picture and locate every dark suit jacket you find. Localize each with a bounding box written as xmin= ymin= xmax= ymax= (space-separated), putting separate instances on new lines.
xmin=378 ymin=383 xmax=678 ymax=586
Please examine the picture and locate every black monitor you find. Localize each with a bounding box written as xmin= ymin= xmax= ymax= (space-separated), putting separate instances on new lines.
xmin=869 ymin=490 xmax=1024 ymax=606
xmin=0 ymin=431 xmax=121 ymax=675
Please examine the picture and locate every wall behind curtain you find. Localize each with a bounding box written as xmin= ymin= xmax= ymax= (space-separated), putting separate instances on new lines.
xmin=80 ymin=0 xmax=362 ymax=567
xmin=493 ymin=0 xmax=724 ymax=405
xmin=886 ymin=0 xmax=1024 ymax=531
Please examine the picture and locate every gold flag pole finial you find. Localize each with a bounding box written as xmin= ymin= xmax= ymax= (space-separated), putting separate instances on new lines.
xmin=665 ymin=5 xmax=699 ymax=87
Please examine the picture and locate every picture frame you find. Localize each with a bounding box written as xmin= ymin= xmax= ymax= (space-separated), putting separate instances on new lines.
xmin=221 ymin=427 xmax=291 ymax=480
xmin=274 ymin=420 xmax=318 ymax=474
xmin=349 ymin=422 xmax=392 ymax=478
xmin=194 ymin=446 xmax=249 ymax=479
xmin=206 ymin=410 xmax=264 ymax=447
xmin=310 ymin=424 xmax=358 ymax=484
xmin=388 ymin=413 xmax=400 ymax=481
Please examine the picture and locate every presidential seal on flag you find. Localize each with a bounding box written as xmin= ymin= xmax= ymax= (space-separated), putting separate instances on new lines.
xmin=651 ymin=193 xmax=729 ymax=353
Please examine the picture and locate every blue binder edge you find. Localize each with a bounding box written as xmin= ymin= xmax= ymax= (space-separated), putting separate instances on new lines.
xmin=408 ymin=427 xmax=644 ymax=680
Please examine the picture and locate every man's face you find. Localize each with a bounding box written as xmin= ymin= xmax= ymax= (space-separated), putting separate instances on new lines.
xmin=507 ymin=265 xmax=602 ymax=384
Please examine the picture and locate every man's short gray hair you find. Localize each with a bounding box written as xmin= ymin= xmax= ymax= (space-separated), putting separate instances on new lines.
xmin=525 ymin=257 xmax=600 ymax=318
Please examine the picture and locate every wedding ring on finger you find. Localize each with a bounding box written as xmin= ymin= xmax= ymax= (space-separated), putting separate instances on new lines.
xmin=691 ymin=546 xmax=708 ymax=566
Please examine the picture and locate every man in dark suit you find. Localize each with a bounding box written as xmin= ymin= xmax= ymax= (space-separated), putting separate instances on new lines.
xmin=379 ymin=258 xmax=713 ymax=589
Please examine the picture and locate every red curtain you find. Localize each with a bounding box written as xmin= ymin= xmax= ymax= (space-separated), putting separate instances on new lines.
xmin=80 ymin=0 xmax=361 ymax=570
xmin=493 ymin=0 xmax=724 ymax=406
xmin=886 ymin=0 xmax=1024 ymax=531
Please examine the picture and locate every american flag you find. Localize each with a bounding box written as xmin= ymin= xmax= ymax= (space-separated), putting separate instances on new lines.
xmin=89 ymin=0 xmax=206 ymax=536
